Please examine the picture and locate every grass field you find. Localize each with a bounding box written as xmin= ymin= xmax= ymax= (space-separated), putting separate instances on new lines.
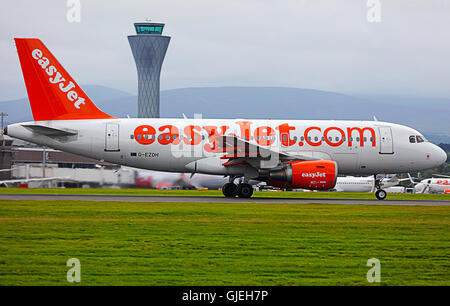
xmin=0 ymin=198 xmax=449 ymax=285
xmin=0 ymin=187 xmax=449 ymax=200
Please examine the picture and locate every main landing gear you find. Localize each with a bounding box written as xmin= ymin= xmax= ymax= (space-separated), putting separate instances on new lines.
xmin=374 ymin=174 xmax=387 ymax=200
xmin=222 ymin=178 xmax=253 ymax=198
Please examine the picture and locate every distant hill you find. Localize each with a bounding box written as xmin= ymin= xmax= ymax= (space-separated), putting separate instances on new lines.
xmin=1 ymin=85 xmax=449 ymax=143
xmin=0 ymin=85 xmax=138 ymax=122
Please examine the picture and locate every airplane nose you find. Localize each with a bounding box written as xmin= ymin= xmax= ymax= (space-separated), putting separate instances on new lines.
xmin=434 ymin=146 xmax=447 ymax=166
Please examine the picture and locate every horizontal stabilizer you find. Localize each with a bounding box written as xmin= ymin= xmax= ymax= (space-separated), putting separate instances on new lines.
xmin=22 ymin=124 xmax=77 ymax=136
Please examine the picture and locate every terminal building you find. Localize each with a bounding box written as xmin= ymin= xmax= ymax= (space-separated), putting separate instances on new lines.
xmin=128 ymin=21 xmax=171 ymax=118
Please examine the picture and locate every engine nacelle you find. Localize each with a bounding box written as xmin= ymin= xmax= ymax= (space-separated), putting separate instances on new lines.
xmin=263 ymin=160 xmax=338 ymax=190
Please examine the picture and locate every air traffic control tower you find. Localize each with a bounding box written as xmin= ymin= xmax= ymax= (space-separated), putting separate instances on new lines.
xmin=128 ymin=22 xmax=171 ymax=118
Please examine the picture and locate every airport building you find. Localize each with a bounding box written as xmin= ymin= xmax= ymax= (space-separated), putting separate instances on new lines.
xmin=128 ymin=21 xmax=171 ymax=118
xmin=0 ymin=136 xmax=136 ymax=188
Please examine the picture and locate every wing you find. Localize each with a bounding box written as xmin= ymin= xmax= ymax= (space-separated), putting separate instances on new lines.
xmin=213 ymin=135 xmax=327 ymax=168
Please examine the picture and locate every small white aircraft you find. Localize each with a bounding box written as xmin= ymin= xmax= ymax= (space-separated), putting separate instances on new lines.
xmin=5 ymin=38 xmax=447 ymax=200
xmin=415 ymin=175 xmax=450 ymax=194
xmin=334 ymin=175 xmax=412 ymax=193
xmin=0 ymin=176 xmax=69 ymax=187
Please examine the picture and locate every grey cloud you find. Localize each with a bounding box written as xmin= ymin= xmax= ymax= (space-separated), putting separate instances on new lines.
xmin=1 ymin=0 xmax=450 ymax=100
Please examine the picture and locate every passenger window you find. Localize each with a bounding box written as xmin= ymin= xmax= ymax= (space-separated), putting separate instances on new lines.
xmin=409 ymin=136 xmax=416 ymax=143
xmin=416 ymin=135 xmax=424 ymax=143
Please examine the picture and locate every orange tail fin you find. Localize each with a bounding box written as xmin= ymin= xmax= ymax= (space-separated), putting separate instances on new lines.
xmin=15 ymin=38 xmax=115 ymax=121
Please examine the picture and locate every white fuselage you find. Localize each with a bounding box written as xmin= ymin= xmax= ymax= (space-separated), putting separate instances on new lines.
xmin=6 ymin=118 xmax=447 ymax=179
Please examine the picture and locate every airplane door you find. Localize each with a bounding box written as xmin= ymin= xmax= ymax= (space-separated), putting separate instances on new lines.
xmin=105 ymin=123 xmax=120 ymax=152
xmin=379 ymin=127 xmax=393 ymax=154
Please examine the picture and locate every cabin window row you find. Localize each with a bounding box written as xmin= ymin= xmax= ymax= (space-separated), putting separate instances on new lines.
xmin=130 ymin=134 xmax=375 ymax=143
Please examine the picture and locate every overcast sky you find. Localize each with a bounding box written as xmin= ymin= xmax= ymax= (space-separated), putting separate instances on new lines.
xmin=1 ymin=0 xmax=450 ymax=100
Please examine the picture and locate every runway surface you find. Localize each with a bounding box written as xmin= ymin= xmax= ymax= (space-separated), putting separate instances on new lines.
xmin=0 ymin=193 xmax=449 ymax=206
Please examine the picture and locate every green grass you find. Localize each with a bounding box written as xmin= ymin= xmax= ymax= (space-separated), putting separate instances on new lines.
xmin=0 ymin=187 xmax=449 ymax=200
xmin=0 ymin=200 xmax=449 ymax=285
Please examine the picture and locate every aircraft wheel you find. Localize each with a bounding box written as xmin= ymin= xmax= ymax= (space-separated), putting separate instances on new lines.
xmin=222 ymin=183 xmax=237 ymax=197
xmin=375 ymin=189 xmax=387 ymax=200
xmin=237 ymin=183 xmax=254 ymax=198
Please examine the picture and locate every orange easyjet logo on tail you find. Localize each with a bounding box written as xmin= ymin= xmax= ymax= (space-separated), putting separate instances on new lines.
xmin=31 ymin=49 xmax=85 ymax=109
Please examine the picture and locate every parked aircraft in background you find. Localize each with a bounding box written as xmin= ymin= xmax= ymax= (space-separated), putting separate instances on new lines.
xmin=134 ymin=170 xmax=228 ymax=190
xmin=334 ymin=175 xmax=412 ymax=192
xmin=5 ymin=38 xmax=447 ymax=200
xmin=0 ymin=176 xmax=68 ymax=187
xmin=415 ymin=175 xmax=450 ymax=194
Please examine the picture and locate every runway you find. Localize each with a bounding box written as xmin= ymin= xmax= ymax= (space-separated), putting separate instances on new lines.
xmin=0 ymin=194 xmax=449 ymax=206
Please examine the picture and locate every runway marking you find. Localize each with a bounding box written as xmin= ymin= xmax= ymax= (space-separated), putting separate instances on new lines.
xmin=0 ymin=194 xmax=449 ymax=206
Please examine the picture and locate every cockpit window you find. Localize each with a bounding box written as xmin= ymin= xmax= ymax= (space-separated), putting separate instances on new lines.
xmin=416 ymin=135 xmax=425 ymax=143
xmin=409 ymin=136 xmax=416 ymax=143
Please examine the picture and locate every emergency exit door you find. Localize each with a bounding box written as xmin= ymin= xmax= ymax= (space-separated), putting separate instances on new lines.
xmin=105 ymin=123 xmax=120 ymax=152
xmin=379 ymin=127 xmax=393 ymax=154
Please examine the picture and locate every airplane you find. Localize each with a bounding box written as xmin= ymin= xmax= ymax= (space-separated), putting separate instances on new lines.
xmin=134 ymin=169 xmax=258 ymax=190
xmin=414 ymin=175 xmax=450 ymax=194
xmin=333 ymin=175 xmax=413 ymax=193
xmin=134 ymin=170 xmax=197 ymax=189
xmin=0 ymin=176 xmax=69 ymax=187
xmin=4 ymin=38 xmax=447 ymax=200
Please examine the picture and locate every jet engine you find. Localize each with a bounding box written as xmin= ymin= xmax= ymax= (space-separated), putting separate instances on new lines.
xmin=259 ymin=160 xmax=338 ymax=190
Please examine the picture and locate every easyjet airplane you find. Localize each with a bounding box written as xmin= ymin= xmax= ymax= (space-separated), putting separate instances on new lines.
xmin=415 ymin=175 xmax=450 ymax=194
xmin=5 ymin=39 xmax=447 ymax=200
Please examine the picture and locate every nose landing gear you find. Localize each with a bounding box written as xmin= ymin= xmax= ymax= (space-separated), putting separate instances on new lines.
xmin=374 ymin=174 xmax=387 ymax=200
xmin=375 ymin=189 xmax=387 ymax=200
